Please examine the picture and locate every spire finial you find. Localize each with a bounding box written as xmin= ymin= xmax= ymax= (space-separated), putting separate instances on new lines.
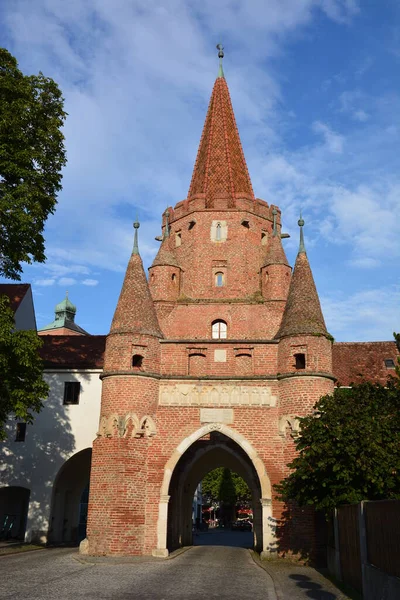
xmin=272 ymin=207 xmax=278 ymax=237
xmin=66 ymin=290 xmax=68 ymax=299
xmin=133 ymin=217 xmax=140 ymax=255
xmin=216 ymin=43 xmax=224 ymax=78
xmin=163 ymin=209 xmax=170 ymax=239
xmin=298 ymin=212 xmax=306 ymax=253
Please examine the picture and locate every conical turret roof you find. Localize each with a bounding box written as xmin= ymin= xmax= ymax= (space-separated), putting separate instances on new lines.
xmin=263 ymin=232 xmax=290 ymax=267
xmin=187 ymin=72 xmax=255 ymax=207
xmin=275 ymin=220 xmax=328 ymax=339
xmin=110 ymin=225 xmax=163 ymax=338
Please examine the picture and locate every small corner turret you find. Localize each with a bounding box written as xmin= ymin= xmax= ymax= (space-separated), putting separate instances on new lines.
xmin=261 ymin=207 xmax=292 ymax=301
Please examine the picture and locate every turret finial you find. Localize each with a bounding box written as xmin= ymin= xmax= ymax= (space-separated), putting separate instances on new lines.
xmin=298 ymin=212 xmax=306 ymax=254
xmin=216 ymin=43 xmax=225 ymax=78
xmin=164 ymin=209 xmax=170 ymax=239
xmin=272 ymin=208 xmax=278 ymax=237
xmin=133 ymin=217 xmax=140 ymax=255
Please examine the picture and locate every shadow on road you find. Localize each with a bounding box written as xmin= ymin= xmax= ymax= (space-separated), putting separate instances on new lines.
xmin=194 ymin=529 xmax=253 ymax=548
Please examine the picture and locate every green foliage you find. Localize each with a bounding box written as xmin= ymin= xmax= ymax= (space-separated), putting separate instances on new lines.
xmin=202 ymin=467 xmax=251 ymax=504
xmin=0 ymin=296 xmax=48 ymax=440
xmin=276 ymin=378 xmax=400 ymax=513
xmin=0 ymin=47 xmax=67 ymax=279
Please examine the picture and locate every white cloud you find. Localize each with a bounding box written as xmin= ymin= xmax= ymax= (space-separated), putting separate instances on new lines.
xmin=82 ymin=279 xmax=99 ymax=286
xmin=347 ymin=257 xmax=381 ymax=269
xmin=312 ymin=121 xmax=344 ymax=153
xmin=34 ymin=278 xmax=55 ymax=287
xmin=353 ymin=109 xmax=369 ymax=122
xmin=58 ymin=277 xmax=77 ymax=286
xmin=322 ymin=285 xmax=400 ymax=342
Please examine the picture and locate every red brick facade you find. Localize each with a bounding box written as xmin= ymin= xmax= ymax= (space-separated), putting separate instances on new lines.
xmin=83 ymin=70 xmax=372 ymax=560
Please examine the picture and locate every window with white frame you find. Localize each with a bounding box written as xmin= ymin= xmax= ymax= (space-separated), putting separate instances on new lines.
xmin=212 ymin=320 xmax=227 ymax=339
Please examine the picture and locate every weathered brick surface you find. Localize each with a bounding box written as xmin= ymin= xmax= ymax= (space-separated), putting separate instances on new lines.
xmin=85 ymin=72 xmax=377 ymax=561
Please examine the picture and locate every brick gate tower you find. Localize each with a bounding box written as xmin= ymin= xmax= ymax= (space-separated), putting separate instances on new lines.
xmin=84 ymin=48 xmax=334 ymax=558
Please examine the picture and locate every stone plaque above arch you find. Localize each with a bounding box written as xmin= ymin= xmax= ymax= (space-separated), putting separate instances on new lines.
xmin=159 ymin=383 xmax=277 ymax=407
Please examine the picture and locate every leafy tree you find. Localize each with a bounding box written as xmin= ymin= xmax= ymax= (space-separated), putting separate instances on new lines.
xmin=276 ymin=378 xmax=400 ymax=513
xmin=0 ymin=47 xmax=67 ymax=279
xmin=0 ymin=47 xmax=66 ymax=435
xmin=0 ymin=296 xmax=48 ymax=440
xmin=202 ymin=467 xmax=251 ymax=504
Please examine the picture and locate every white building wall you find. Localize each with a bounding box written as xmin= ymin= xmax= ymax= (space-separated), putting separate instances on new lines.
xmin=0 ymin=369 xmax=102 ymax=542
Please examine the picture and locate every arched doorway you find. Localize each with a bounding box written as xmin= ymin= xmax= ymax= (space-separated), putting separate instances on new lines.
xmin=153 ymin=424 xmax=273 ymax=557
xmin=0 ymin=487 xmax=30 ymax=540
xmin=48 ymin=448 xmax=92 ymax=545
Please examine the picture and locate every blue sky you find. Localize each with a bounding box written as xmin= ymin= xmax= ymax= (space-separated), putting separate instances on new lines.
xmin=1 ymin=0 xmax=399 ymax=341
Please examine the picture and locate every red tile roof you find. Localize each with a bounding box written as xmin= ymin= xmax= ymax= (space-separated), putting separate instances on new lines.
xmin=39 ymin=335 xmax=106 ymax=369
xmin=276 ymin=251 xmax=328 ymax=339
xmin=0 ymin=283 xmax=30 ymax=312
xmin=187 ymin=76 xmax=255 ymax=207
xmin=332 ymin=341 xmax=399 ymax=386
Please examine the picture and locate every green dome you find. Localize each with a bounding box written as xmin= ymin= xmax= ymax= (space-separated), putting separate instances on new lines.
xmin=55 ymin=295 xmax=76 ymax=314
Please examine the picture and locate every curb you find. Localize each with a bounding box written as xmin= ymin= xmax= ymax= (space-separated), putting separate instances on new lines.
xmin=74 ymin=545 xmax=193 ymax=565
xmin=250 ymin=551 xmax=283 ymax=600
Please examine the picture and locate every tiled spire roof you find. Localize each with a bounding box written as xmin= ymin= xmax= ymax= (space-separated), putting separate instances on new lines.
xmin=263 ymin=231 xmax=290 ymax=267
xmin=275 ymin=219 xmax=328 ymax=339
xmin=187 ymin=75 xmax=255 ymax=207
xmin=151 ymin=210 xmax=180 ymax=268
xmin=110 ymin=223 xmax=163 ymax=338
xmin=151 ymin=241 xmax=180 ymax=268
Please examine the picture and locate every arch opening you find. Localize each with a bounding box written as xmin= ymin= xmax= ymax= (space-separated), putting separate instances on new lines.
xmin=0 ymin=486 xmax=30 ymax=541
xmin=48 ymin=448 xmax=92 ymax=545
xmin=166 ymin=431 xmax=264 ymax=553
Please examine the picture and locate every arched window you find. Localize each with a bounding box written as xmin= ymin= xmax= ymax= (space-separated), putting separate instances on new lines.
xmin=215 ymin=272 xmax=224 ymax=287
xmin=216 ymin=223 xmax=222 ymax=241
xmin=172 ymin=273 xmax=177 ymax=283
xmin=212 ymin=320 xmax=227 ymax=339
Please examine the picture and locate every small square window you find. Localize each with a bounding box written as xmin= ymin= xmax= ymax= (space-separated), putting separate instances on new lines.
xmin=384 ymin=359 xmax=395 ymax=369
xmin=294 ymin=353 xmax=306 ymax=370
xmin=64 ymin=382 xmax=81 ymax=405
xmin=15 ymin=423 xmax=26 ymax=442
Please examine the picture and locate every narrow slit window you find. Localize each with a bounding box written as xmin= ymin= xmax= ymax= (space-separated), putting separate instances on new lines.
xmin=216 ymin=223 xmax=222 ymax=241
xmin=294 ymin=353 xmax=306 ymax=370
xmin=215 ymin=272 xmax=224 ymax=287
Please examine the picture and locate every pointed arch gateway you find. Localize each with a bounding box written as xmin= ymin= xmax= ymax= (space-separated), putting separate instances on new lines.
xmin=152 ymin=424 xmax=274 ymax=557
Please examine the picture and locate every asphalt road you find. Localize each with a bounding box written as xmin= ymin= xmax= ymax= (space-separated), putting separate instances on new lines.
xmin=0 ymin=545 xmax=275 ymax=600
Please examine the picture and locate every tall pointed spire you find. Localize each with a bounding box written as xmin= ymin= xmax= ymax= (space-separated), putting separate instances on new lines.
xmin=275 ymin=217 xmax=328 ymax=339
xmin=110 ymin=226 xmax=163 ymax=337
xmin=187 ymin=46 xmax=255 ymax=208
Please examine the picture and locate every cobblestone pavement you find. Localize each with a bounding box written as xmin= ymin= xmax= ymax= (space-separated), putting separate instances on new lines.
xmin=0 ymin=546 xmax=275 ymax=600
xmin=0 ymin=533 xmax=353 ymax=600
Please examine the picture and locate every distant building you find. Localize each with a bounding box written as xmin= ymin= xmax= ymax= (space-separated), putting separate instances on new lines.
xmin=38 ymin=294 xmax=89 ymax=336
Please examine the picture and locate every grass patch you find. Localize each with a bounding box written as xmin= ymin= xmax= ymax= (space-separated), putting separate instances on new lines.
xmin=0 ymin=543 xmax=45 ymax=556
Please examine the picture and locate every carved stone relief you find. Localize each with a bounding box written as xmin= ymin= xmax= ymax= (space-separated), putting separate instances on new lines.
xmin=97 ymin=413 xmax=156 ymax=439
xmin=278 ymin=415 xmax=300 ymax=438
xmin=159 ymin=383 xmax=277 ymax=407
